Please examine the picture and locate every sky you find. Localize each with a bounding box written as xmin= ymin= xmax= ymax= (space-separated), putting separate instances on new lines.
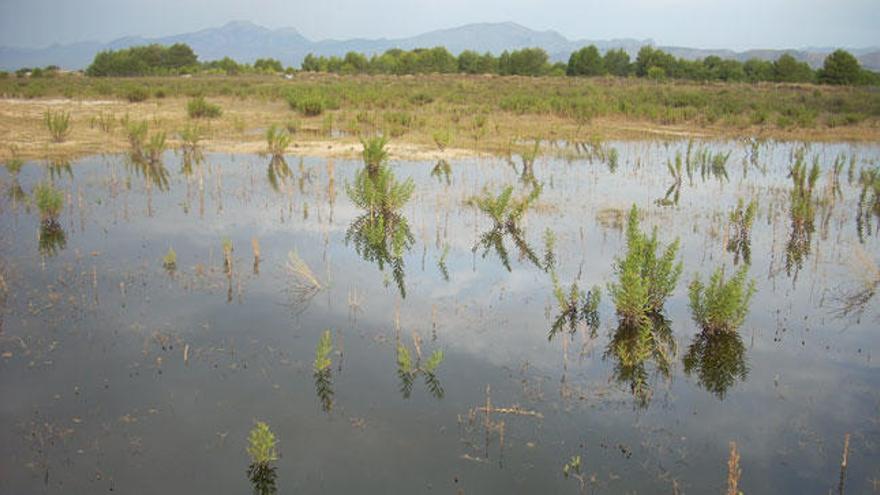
xmin=0 ymin=0 xmax=877 ymax=50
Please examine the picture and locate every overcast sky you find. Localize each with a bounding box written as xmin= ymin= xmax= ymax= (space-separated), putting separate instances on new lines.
xmin=0 ymin=0 xmax=877 ymax=50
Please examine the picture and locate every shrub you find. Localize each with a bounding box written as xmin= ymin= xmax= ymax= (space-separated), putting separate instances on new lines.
xmin=125 ymin=86 xmax=149 ymax=103
xmin=186 ymin=96 xmax=222 ymax=118
xmin=44 ymin=110 xmax=71 ymax=142
xmin=688 ymin=265 xmax=756 ymax=333
xmin=33 ymin=182 xmax=64 ymax=220
xmin=144 ymin=131 xmax=167 ymax=163
xmin=287 ymin=92 xmax=326 ymax=116
xmin=608 ymin=205 xmax=682 ymax=326
xmin=246 ymin=421 xmax=279 ymax=466
xmin=361 ymin=136 xmax=389 ymax=174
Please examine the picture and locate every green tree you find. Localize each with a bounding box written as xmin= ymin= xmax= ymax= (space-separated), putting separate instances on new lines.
xmin=603 ymin=49 xmax=631 ymax=76
xmin=567 ymin=45 xmax=605 ymax=76
xmin=743 ymin=58 xmax=773 ymax=82
xmin=818 ymin=49 xmax=861 ymax=85
xmin=254 ymin=58 xmax=283 ymax=73
xmin=772 ymin=54 xmax=814 ymax=83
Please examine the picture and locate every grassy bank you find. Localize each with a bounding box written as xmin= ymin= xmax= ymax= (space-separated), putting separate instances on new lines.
xmin=1 ymin=73 xmax=878 ymax=160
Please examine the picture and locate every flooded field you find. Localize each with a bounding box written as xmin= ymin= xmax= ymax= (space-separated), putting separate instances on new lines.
xmin=1 ymin=139 xmax=879 ymax=493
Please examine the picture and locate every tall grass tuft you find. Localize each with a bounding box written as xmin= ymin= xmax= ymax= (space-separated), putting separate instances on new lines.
xmin=265 ymin=124 xmax=291 ymax=157
xmin=44 ymin=110 xmax=71 ymax=142
xmin=33 ymin=182 xmax=64 ymax=220
xmin=688 ymin=265 xmax=756 ymax=333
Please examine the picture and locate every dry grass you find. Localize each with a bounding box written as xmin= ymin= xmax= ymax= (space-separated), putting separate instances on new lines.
xmin=1 ymin=74 xmax=877 ymax=162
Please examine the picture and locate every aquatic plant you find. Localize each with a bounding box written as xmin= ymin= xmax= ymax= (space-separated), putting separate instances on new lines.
xmin=246 ymin=421 xmax=279 ymax=495
xmin=144 ymin=131 xmax=167 ymax=163
xmin=361 ymin=135 xmax=389 ymax=176
xmin=186 ymin=96 xmax=222 ymax=118
xmin=657 ymin=151 xmax=683 ymax=206
xmin=430 ymin=159 xmax=452 ymax=185
xmin=38 ymin=221 xmax=66 ymax=257
xmin=726 ymin=199 xmax=757 ymax=265
xmin=126 ymin=120 xmax=149 ymax=155
xmin=396 ymin=340 xmax=444 ymax=399
xmin=856 ymin=166 xmax=880 ymax=243
xmin=222 ymin=238 xmax=233 ymax=273
xmin=265 ymin=124 xmax=291 ymax=157
xmin=548 ymin=270 xmax=601 ymax=341
xmin=786 ymin=151 xmax=820 ymax=276
xmin=162 ymin=247 xmax=177 ymax=271
xmin=683 ymin=329 xmax=748 ymax=400
xmin=246 ymin=421 xmax=279 ymax=466
xmin=33 ymin=182 xmax=64 ymax=220
xmin=313 ymin=330 xmax=334 ymax=412
xmin=89 ymin=111 xmax=115 ymax=133
xmin=346 ymin=212 xmax=414 ymax=298
xmin=437 ymin=244 xmax=450 ymax=282
xmin=608 ymin=205 xmax=682 ymax=327
xmin=470 ymin=183 xmax=543 ymax=272
xmin=542 ymin=228 xmax=557 ymax=271
xmin=44 ymin=110 xmax=71 ymax=143
xmin=604 ymin=314 xmax=675 ymax=408
xmin=688 ymin=265 xmax=756 ymax=333
xmin=346 ymin=161 xmax=414 ymax=217
xmin=178 ymin=124 xmax=204 ymax=174
xmin=284 ymin=249 xmax=323 ymax=308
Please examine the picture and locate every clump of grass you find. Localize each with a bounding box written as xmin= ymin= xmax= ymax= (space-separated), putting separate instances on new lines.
xmin=162 ymin=247 xmax=177 ymax=271
xmin=144 ymin=131 xmax=167 ymax=163
xmin=608 ymin=205 xmax=682 ymax=326
xmin=688 ymin=265 xmax=756 ymax=333
xmin=727 ymin=199 xmax=757 ymax=265
xmin=313 ymin=330 xmax=334 ymax=412
xmin=44 ymin=110 xmax=71 ymax=142
xmin=33 ymin=182 xmax=64 ymax=220
xmin=89 ymin=111 xmax=115 ymax=133
xmin=265 ymin=124 xmax=291 ymax=157
xmin=186 ymin=96 xmax=222 ymax=118
xmin=126 ymin=120 xmax=149 ymax=154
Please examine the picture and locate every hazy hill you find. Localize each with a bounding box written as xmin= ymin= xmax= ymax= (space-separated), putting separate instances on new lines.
xmin=1 ymin=20 xmax=877 ymax=72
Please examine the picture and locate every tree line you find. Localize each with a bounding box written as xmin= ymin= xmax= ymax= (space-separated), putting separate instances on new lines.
xmin=72 ymin=42 xmax=879 ymax=86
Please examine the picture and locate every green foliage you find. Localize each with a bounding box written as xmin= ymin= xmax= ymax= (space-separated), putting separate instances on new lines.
xmin=562 ymin=455 xmax=582 ymax=479
xmin=254 ymin=58 xmax=283 ymax=73
xmin=396 ymin=342 xmax=445 ymax=399
xmin=33 ymin=182 xmax=64 ymax=219
xmin=605 ymin=314 xmax=675 ymax=408
xmin=125 ymin=120 xmax=149 ymax=153
xmin=608 ymin=205 xmax=682 ymax=326
xmin=688 ymin=265 xmax=756 ymax=333
xmin=683 ymin=329 xmax=748 ymax=399
xmin=567 ymin=45 xmax=605 ymax=76
xmin=346 ymin=163 xmax=414 ymax=216
xmin=818 ymin=50 xmax=861 ymax=85
xmin=265 ymin=124 xmax=291 ymax=156
xmin=548 ymin=269 xmax=601 ymax=341
xmin=772 ymin=54 xmax=815 ymax=83
xmin=86 ymin=43 xmax=198 ymax=76
xmin=44 ymin=110 xmax=71 ymax=142
xmin=246 ymin=421 xmax=279 ymax=466
xmin=144 ymin=131 xmax=167 ymax=163
xmin=470 ymin=184 xmax=541 ymax=229
xmin=186 ymin=96 xmax=222 ymax=118
xmin=361 ymin=136 xmax=389 ymax=173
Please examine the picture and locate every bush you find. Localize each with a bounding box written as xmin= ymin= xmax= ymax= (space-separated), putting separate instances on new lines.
xmin=608 ymin=205 xmax=682 ymax=326
xmin=186 ymin=96 xmax=222 ymax=118
xmin=265 ymin=124 xmax=291 ymax=156
xmin=688 ymin=265 xmax=756 ymax=333
xmin=33 ymin=182 xmax=64 ymax=219
xmin=125 ymin=86 xmax=149 ymax=102
xmin=44 ymin=110 xmax=71 ymax=142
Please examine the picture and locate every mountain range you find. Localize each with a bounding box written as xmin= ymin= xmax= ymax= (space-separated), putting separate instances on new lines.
xmin=2 ymin=20 xmax=878 ymax=72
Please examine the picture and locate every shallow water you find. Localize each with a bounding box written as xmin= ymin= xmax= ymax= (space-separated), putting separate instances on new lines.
xmin=1 ymin=140 xmax=879 ymax=494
